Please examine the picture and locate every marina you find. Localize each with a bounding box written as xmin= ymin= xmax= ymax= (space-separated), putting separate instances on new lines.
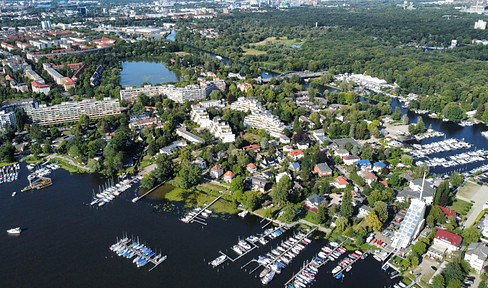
xmin=243 ymin=228 xmax=316 ymax=285
xmin=0 ymin=163 xmax=20 ymax=184
xmin=283 ymin=241 xmax=346 ymax=288
xmin=109 ymin=235 xmax=167 ymax=271
xmin=90 ymin=178 xmax=133 ymax=207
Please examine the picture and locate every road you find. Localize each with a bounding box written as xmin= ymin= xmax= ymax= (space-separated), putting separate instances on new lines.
xmin=456 ymin=181 xmax=488 ymax=227
xmin=47 ymin=154 xmax=90 ymax=171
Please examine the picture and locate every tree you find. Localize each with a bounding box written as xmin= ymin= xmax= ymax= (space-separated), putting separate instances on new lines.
xmin=153 ymin=154 xmax=174 ymax=182
xmin=443 ymin=102 xmax=465 ymax=122
xmin=432 ymin=274 xmax=445 ymax=288
xmin=79 ymin=114 xmax=89 ymax=127
xmin=87 ymin=158 xmax=101 ymax=173
xmin=179 ymin=161 xmax=201 ymax=189
xmin=402 ymin=258 xmax=411 ymax=268
xmin=402 ymin=114 xmax=409 ymax=124
xmin=374 ymin=201 xmax=388 ymax=223
xmin=412 ymin=241 xmax=427 ymax=255
xmin=341 ymin=190 xmax=354 ymax=219
xmin=462 ymin=226 xmax=481 ymax=244
xmin=446 ymin=279 xmax=462 ymax=288
xmin=282 ymin=204 xmax=295 ymax=222
xmin=244 ymin=191 xmax=261 ymax=211
xmin=392 ymin=107 xmax=402 ymax=120
xmin=31 ymin=142 xmax=42 ymax=158
xmin=450 ymin=172 xmax=464 ymax=188
xmin=317 ymin=206 xmax=328 ymax=224
xmin=433 ymin=181 xmax=450 ymax=206
xmin=271 ymin=174 xmax=291 ymax=205
xmin=411 ymin=255 xmax=419 ymax=267
xmin=366 ymin=211 xmax=382 ymax=231
xmin=230 ymin=175 xmax=244 ymax=193
xmin=335 ymin=216 xmax=349 ymax=231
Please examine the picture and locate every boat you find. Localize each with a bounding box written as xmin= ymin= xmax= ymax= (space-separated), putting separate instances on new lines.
xmin=210 ymin=255 xmax=226 ymax=268
xmin=238 ymin=210 xmax=248 ymax=217
xmin=7 ymin=227 xmax=21 ymax=234
xmin=335 ymin=273 xmax=344 ymax=279
xmin=11 ymin=191 xmax=16 ymax=197
xmin=482 ymin=131 xmax=488 ymax=139
xmin=345 ymin=266 xmax=352 ymax=272
xmin=261 ymin=271 xmax=275 ymax=285
xmin=332 ymin=266 xmax=341 ymax=274
xmin=260 ymin=267 xmax=271 ymax=278
xmin=232 ymin=245 xmax=243 ymax=255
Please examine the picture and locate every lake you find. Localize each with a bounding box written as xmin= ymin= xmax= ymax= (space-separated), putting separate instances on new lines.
xmin=0 ymin=165 xmax=398 ymax=288
xmin=120 ymin=61 xmax=180 ymax=87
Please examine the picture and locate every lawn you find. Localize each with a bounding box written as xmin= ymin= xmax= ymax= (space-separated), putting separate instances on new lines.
xmin=242 ymin=47 xmax=266 ymax=56
xmin=448 ymin=198 xmax=473 ymax=217
xmin=242 ymin=132 xmax=261 ymax=144
xmin=0 ymin=161 xmax=17 ymax=167
xmin=174 ymin=51 xmax=190 ymax=56
xmin=23 ymin=155 xmax=43 ymax=163
xmin=164 ymin=186 xmax=238 ymax=214
xmin=250 ymin=37 xmax=303 ymax=46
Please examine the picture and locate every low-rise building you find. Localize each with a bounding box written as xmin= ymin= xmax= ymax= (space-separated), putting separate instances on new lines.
xmin=358 ymin=205 xmax=372 ymax=218
xmin=223 ymin=171 xmax=236 ymax=183
xmin=332 ymin=176 xmax=349 ymax=189
xmin=342 ymin=155 xmax=361 ymax=165
xmin=465 ymin=242 xmax=488 ymax=273
xmin=288 ymin=149 xmax=304 ymax=160
xmin=159 ymin=140 xmax=187 ymax=155
xmin=433 ymin=229 xmax=462 ymax=252
xmin=304 ymin=194 xmax=326 ymax=212
xmin=358 ymin=170 xmax=378 ymax=185
xmin=356 ymin=159 xmax=372 ymax=170
xmin=176 ymin=127 xmax=204 ymax=144
xmin=210 ymin=164 xmax=224 ymax=179
xmin=245 ymin=176 xmax=271 ymax=192
xmin=314 ymin=163 xmax=332 ymax=177
xmin=247 ymin=163 xmax=257 ymax=173
xmin=31 ymin=81 xmax=50 ymax=95
xmin=192 ymin=157 xmax=206 ymax=169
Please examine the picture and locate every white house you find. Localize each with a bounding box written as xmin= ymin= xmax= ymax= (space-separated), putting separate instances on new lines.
xmin=465 ymin=242 xmax=488 ymax=274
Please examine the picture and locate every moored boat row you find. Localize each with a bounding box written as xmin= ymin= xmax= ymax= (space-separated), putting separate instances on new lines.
xmin=109 ymin=235 xmax=167 ymax=271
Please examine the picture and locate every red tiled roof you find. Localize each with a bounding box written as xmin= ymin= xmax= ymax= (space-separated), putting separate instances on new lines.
xmin=247 ymin=163 xmax=256 ymax=170
xmin=435 ymin=229 xmax=462 ymax=247
xmin=224 ymin=171 xmax=235 ymax=178
xmin=31 ymin=81 xmax=49 ymax=88
xmin=288 ymin=149 xmax=304 ymax=156
xmin=243 ymin=144 xmax=260 ymax=151
xmin=437 ymin=205 xmax=457 ymax=218
xmin=380 ymin=180 xmax=388 ymax=187
xmin=335 ymin=176 xmax=348 ymax=185
xmin=343 ymin=155 xmax=360 ymax=160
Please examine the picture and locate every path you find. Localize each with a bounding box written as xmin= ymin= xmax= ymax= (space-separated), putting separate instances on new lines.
xmin=456 ymin=181 xmax=488 ymax=227
xmin=47 ymin=154 xmax=89 ymax=171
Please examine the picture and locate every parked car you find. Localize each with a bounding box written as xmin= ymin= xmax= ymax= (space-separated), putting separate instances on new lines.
xmin=431 ymin=266 xmax=437 ymax=271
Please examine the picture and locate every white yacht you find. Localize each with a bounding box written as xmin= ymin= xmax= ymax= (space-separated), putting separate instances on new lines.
xmin=7 ymin=227 xmax=21 ymax=235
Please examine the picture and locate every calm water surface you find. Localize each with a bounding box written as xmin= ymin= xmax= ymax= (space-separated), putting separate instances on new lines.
xmin=120 ymin=61 xmax=180 ymax=87
xmin=0 ymin=165 xmax=396 ymax=288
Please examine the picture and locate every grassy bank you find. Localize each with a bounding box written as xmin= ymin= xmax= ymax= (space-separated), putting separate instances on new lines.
xmin=164 ymin=186 xmax=238 ymax=214
xmin=50 ymin=159 xmax=88 ymax=173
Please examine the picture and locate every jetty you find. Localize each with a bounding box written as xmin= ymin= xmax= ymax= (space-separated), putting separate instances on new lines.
xmin=283 ymin=241 xmax=344 ymax=288
xmin=132 ymin=181 xmax=166 ymax=203
xmin=180 ymin=194 xmax=222 ymax=225
xmin=21 ymin=177 xmax=52 ymax=192
xmin=109 ymin=236 xmax=167 ymax=271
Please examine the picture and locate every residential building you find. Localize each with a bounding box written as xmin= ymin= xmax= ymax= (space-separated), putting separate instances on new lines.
xmin=192 ymin=157 xmax=206 ymax=169
xmin=356 ymin=159 xmax=372 ymax=170
xmin=465 ymin=242 xmax=488 ymax=273
xmin=433 ymin=229 xmax=462 ymax=252
xmin=28 ymin=98 xmax=122 ymax=125
xmin=197 ymin=99 xmax=224 ymax=109
xmin=0 ymin=110 xmax=15 ymax=130
xmin=128 ymin=116 xmax=161 ymax=130
xmin=208 ymin=117 xmax=235 ymax=143
xmin=31 ymin=81 xmax=51 ymax=95
xmin=247 ymin=163 xmax=257 ymax=173
xmin=223 ymin=171 xmax=236 ymax=183
xmin=244 ymin=109 xmax=287 ymax=139
xmin=289 ymin=162 xmax=301 ymax=172
xmin=159 ymin=140 xmax=187 ymax=155
xmin=119 ymin=84 xmax=207 ymax=103
xmin=358 ymin=170 xmax=378 ymax=185
xmin=245 ymin=176 xmax=271 ymax=192
xmin=304 ymin=194 xmax=325 ymax=212
xmin=475 ymin=19 xmax=487 ymax=30
xmin=373 ymin=162 xmax=387 ymax=172
xmin=176 ymin=127 xmax=204 ymax=144
xmin=358 ymin=205 xmax=372 ymax=218
xmin=436 ymin=206 xmax=457 ymax=219
xmin=314 ymin=163 xmax=332 ymax=177
xmin=396 ymin=178 xmax=436 ymax=205
xmin=210 ymin=164 xmax=224 ymax=179
xmin=342 ymin=155 xmax=361 ymax=165
xmin=243 ymin=144 xmax=260 ymax=151
xmin=237 ymin=82 xmax=252 ymax=92
xmin=391 ymin=199 xmax=426 ymax=250
xmin=288 ymin=149 xmax=304 ymax=160
xmin=25 ymin=69 xmax=45 ymax=84
xmin=332 ymin=176 xmax=349 ymax=189
xmin=230 ymin=97 xmax=262 ymax=112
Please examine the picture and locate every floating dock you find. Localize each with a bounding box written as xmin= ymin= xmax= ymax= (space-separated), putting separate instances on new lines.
xmin=109 ymin=236 xmax=167 ymax=271
xmin=132 ymin=181 xmax=166 ymax=203
xmin=180 ymin=195 xmax=222 ymax=225
xmin=21 ymin=177 xmax=52 ymax=192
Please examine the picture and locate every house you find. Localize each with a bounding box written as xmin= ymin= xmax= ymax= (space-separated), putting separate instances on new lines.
xmin=373 ymin=162 xmax=387 ymax=172
xmin=289 ymin=162 xmax=301 ymax=172
xmin=304 ymin=194 xmax=326 ymax=213
xmin=358 ymin=170 xmax=378 ymax=185
xmin=213 ymin=151 xmax=228 ymax=161
xmin=465 ymin=242 xmax=488 ymax=273
xmin=237 ymin=82 xmax=252 ymax=92
xmin=247 ymin=163 xmax=257 ymax=173
xmin=288 ymin=149 xmax=304 ymax=160
xmin=399 ymin=173 xmax=414 ymax=182
xmin=260 ymin=157 xmax=276 ymax=168
xmin=437 ymin=205 xmax=457 ymax=219
xmin=408 ymin=178 xmax=436 ymax=204
xmin=245 ymin=176 xmax=271 ymax=192
xmin=297 ymin=142 xmax=309 ymax=150
xmin=223 ymin=171 xmax=236 ymax=183
xmin=358 ymin=205 xmax=372 ymax=218
xmin=210 ymin=164 xmax=224 ymax=179
xmin=243 ymin=144 xmax=260 ymax=151
xmin=260 ymin=171 xmax=274 ymax=179
xmin=314 ymin=163 xmax=332 ymax=177
xmin=433 ymin=229 xmax=462 ymax=252
xmin=334 ymin=148 xmax=349 ymax=157
xmin=276 ymin=172 xmax=291 ymax=183
xmin=342 ymin=155 xmax=360 ymax=165
xmin=332 ymin=176 xmax=349 ymax=189
xmin=159 ymin=140 xmax=187 ymax=155
xmin=276 ymin=151 xmax=285 ymax=162
xmin=192 ymin=157 xmax=206 ymax=169
xmin=356 ymin=159 xmax=372 ymax=170
xmin=283 ymin=145 xmax=294 ymax=152
xmin=380 ymin=180 xmax=388 ymax=187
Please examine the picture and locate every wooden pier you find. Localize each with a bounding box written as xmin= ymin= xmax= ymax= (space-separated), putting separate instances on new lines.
xmin=283 ymin=242 xmax=344 ymax=288
xmin=132 ymin=181 xmax=166 ymax=203
xmin=183 ymin=194 xmax=222 ymax=225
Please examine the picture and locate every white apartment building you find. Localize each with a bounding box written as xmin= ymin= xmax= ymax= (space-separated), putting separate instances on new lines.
xmin=31 ymin=81 xmax=51 ymax=95
xmin=209 ymin=117 xmax=235 ymax=143
xmin=465 ymin=242 xmax=488 ymax=274
xmin=28 ymin=98 xmax=122 ymax=125
xmin=197 ymin=99 xmax=224 ymax=109
xmin=0 ymin=110 xmax=15 ymax=130
xmin=176 ymin=127 xmax=204 ymax=144
xmin=391 ymin=199 xmax=426 ymax=250
xmin=244 ymin=109 xmax=286 ymax=139
xmin=191 ymin=105 xmax=211 ymax=128
xmin=475 ymin=19 xmax=487 ymax=30
xmin=25 ymin=69 xmax=45 ymax=85
xmin=120 ymin=84 xmax=206 ymax=103
xmin=230 ymin=97 xmax=262 ymax=112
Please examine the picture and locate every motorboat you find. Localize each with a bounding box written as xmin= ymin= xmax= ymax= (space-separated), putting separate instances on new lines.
xmin=7 ymin=227 xmax=21 ymax=235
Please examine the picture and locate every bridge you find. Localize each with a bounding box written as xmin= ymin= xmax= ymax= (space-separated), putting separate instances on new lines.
xmin=259 ymin=71 xmax=329 ymax=83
